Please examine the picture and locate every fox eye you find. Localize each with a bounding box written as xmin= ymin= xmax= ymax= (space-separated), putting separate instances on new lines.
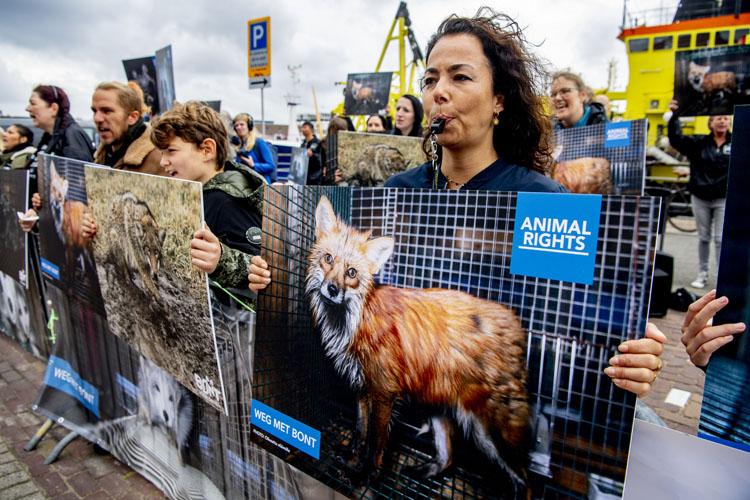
xmin=324 ymin=253 xmax=333 ymax=264
xmin=346 ymin=268 xmax=357 ymax=279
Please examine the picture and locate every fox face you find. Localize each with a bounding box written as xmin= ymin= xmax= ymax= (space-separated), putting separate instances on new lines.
xmin=688 ymin=61 xmax=710 ymax=93
xmin=306 ymin=196 xmax=393 ymax=306
xmin=305 ymin=196 xmax=393 ymax=385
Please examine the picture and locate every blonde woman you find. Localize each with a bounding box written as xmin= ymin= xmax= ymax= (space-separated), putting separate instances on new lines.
xmin=232 ymin=113 xmax=276 ymax=183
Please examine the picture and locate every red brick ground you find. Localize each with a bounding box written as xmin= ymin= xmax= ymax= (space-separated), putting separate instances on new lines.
xmin=0 ymin=335 xmax=163 ymax=499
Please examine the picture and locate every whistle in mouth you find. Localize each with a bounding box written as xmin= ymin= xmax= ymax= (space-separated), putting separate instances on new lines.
xmin=430 ymin=118 xmax=446 ymax=135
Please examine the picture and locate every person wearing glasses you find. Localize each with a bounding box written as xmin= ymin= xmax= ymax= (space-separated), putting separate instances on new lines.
xmin=549 ymin=71 xmax=608 ymax=130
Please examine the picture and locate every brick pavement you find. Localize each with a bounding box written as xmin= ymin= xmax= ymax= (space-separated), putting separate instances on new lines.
xmin=641 ymin=310 xmax=706 ymax=435
xmin=0 ymin=335 xmax=163 ymax=499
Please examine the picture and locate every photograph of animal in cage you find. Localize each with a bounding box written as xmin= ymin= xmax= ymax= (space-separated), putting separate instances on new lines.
xmin=344 ymin=72 xmax=393 ymax=116
xmin=337 ymin=131 xmax=424 ymax=186
xmin=287 ymin=146 xmax=309 ymax=185
xmin=84 ymin=165 xmax=226 ymax=413
xmin=674 ymin=45 xmax=750 ymax=116
xmin=36 ymin=155 xmax=105 ymax=312
xmin=551 ymin=119 xmax=647 ymax=195
xmin=251 ymin=186 xmax=660 ymax=499
xmin=0 ymin=169 xmax=29 ymax=285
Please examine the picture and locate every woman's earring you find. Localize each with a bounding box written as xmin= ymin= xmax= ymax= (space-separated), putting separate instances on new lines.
xmin=492 ymin=113 xmax=500 ymax=126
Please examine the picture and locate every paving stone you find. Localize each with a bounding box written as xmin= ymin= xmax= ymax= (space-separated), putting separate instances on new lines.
xmin=0 ymin=471 xmax=31 ymax=490
xmin=2 ymin=480 xmax=41 ymax=499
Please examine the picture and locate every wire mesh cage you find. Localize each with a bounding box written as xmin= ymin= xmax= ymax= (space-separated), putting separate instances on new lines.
xmin=253 ymin=185 xmax=660 ymax=499
xmin=552 ymin=120 xmax=647 ymax=195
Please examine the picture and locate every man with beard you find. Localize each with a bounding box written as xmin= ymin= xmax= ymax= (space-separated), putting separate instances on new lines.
xmin=91 ymin=81 xmax=164 ymax=175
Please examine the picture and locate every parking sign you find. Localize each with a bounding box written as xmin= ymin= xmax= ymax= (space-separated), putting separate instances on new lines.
xmin=247 ymin=17 xmax=271 ymax=88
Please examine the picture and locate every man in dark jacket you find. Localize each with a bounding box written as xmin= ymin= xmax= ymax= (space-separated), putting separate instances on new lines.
xmin=668 ymin=100 xmax=731 ymax=288
xmin=91 ymin=82 xmax=165 ymax=176
xmin=300 ymin=121 xmax=323 ymax=185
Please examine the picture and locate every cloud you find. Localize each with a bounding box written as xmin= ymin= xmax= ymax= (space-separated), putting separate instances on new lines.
xmin=0 ymin=0 xmax=651 ymax=125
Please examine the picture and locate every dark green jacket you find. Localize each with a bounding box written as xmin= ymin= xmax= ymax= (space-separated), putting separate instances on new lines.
xmin=205 ymin=162 xmax=265 ymax=289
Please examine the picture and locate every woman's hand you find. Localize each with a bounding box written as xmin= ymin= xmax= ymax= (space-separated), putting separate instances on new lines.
xmin=604 ymin=323 xmax=667 ymax=397
xmin=190 ymin=226 xmax=222 ymax=274
xmin=31 ymin=192 xmax=42 ymax=211
xmin=681 ymin=290 xmax=746 ymax=367
xmin=248 ymin=255 xmax=271 ymax=292
xmin=81 ymin=212 xmax=97 ymax=240
xmin=240 ymin=154 xmax=255 ymax=168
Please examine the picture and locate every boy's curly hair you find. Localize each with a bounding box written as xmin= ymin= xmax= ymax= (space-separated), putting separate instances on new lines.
xmin=151 ymin=101 xmax=229 ymax=167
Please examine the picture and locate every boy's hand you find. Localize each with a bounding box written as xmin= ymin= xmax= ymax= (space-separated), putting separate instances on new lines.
xmin=31 ymin=192 xmax=42 ymax=211
xmin=248 ymin=255 xmax=271 ymax=292
xmin=191 ymin=226 xmax=221 ymax=274
xmin=81 ymin=212 xmax=97 ymax=240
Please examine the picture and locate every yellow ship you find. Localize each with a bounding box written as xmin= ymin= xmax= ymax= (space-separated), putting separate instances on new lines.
xmin=613 ymin=1 xmax=750 ymax=146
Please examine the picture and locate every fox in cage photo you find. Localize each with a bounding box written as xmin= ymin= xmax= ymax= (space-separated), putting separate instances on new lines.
xmin=305 ymin=196 xmax=531 ymax=494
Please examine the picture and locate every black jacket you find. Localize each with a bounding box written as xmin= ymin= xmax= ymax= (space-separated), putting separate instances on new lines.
xmin=301 ymin=136 xmax=324 ymax=185
xmin=39 ymin=116 xmax=94 ymax=162
xmin=668 ymin=114 xmax=731 ymax=200
xmin=384 ymin=158 xmax=568 ymax=193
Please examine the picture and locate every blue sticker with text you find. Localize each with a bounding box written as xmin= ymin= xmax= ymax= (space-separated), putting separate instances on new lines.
xmin=604 ymin=121 xmax=632 ymax=148
xmin=40 ymin=258 xmax=60 ymax=280
xmin=251 ymin=399 xmax=321 ymax=459
xmin=511 ymin=193 xmax=602 ymax=285
xmin=43 ymin=356 xmax=100 ymax=417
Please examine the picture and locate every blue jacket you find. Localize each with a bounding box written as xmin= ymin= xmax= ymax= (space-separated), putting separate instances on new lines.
xmin=236 ymin=137 xmax=276 ymax=184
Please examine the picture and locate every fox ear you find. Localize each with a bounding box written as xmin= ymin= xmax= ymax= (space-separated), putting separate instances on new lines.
xmin=315 ymin=196 xmax=337 ymax=237
xmin=365 ymin=237 xmax=394 ymax=273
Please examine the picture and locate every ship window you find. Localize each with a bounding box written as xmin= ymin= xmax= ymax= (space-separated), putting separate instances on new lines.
xmin=735 ymin=29 xmax=749 ymax=44
xmin=653 ymin=36 xmax=673 ymax=50
xmin=715 ymin=30 xmax=730 ymax=46
xmin=677 ymin=34 xmax=691 ymax=48
xmin=696 ymin=32 xmax=710 ymax=47
xmin=629 ymin=38 xmax=649 ymax=52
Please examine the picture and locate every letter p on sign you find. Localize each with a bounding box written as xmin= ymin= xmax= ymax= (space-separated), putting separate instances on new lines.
xmin=252 ymin=25 xmax=265 ymax=49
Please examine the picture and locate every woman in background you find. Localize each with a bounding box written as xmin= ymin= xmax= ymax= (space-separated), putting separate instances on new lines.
xmin=392 ymin=94 xmax=423 ymax=137
xmin=232 ymin=112 xmax=277 ymax=184
xmin=1 ymin=124 xmax=36 ymax=168
xmin=26 ymin=85 xmax=93 ymax=161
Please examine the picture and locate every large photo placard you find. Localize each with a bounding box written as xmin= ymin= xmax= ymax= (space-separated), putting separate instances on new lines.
xmin=337 ymin=131 xmax=424 ymax=186
xmin=0 ymin=169 xmax=29 ymax=285
xmin=698 ymin=105 xmax=750 ymax=452
xmin=251 ymin=186 xmax=660 ymax=499
xmin=344 ymin=72 xmax=393 ymax=116
xmin=84 ymin=165 xmax=226 ymax=414
xmin=37 ymin=155 xmax=105 ymax=313
xmin=674 ymin=45 xmax=750 ymax=116
xmin=552 ymin=119 xmax=647 ymax=195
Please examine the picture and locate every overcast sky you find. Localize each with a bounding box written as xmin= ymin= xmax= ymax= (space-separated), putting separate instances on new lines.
xmin=0 ymin=0 xmax=671 ymax=125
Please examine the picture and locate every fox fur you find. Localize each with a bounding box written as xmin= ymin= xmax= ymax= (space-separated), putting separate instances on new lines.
xmin=48 ymin=161 xmax=94 ymax=276
xmin=305 ymin=196 xmax=529 ymax=489
xmin=551 ymin=156 xmax=612 ymax=194
xmin=104 ymin=192 xmax=166 ymax=300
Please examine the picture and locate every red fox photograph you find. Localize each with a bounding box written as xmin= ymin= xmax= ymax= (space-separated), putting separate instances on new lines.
xmin=306 ymin=196 xmax=530 ymax=493
xmin=251 ymin=186 xmax=661 ymax=499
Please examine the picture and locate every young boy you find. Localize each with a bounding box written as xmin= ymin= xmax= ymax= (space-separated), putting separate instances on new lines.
xmin=83 ymin=101 xmax=264 ymax=288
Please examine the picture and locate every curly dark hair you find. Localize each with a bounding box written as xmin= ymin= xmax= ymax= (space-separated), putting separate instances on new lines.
xmin=423 ymin=8 xmax=552 ymax=174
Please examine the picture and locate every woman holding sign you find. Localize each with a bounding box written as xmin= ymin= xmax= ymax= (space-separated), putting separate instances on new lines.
xmin=251 ymin=8 xmax=666 ymax=397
